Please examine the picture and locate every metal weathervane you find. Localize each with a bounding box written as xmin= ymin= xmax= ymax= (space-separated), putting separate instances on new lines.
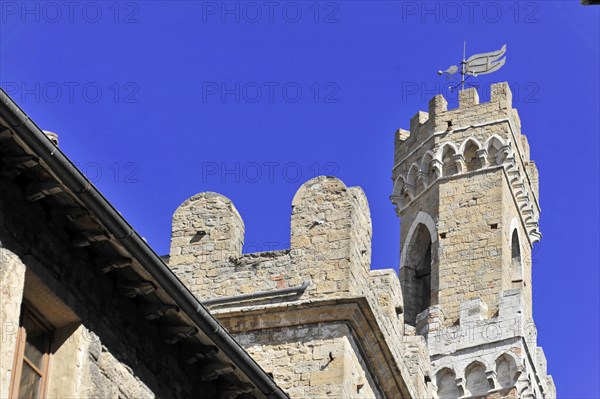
xmin=438 ymin=42 xmax=507 ymax=92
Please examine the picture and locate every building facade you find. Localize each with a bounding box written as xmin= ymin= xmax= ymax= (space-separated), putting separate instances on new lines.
xmin=165 ymin=82 xmax=554 ymax=398
xmin=0 ymin=88 xmax=287 ymax=399
xmin=0 ymin=82 xmax=554 ymax=398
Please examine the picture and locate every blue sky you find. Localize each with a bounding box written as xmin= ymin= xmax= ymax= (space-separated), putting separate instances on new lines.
xmin=1 ymin=1 xmax=598 ymax=397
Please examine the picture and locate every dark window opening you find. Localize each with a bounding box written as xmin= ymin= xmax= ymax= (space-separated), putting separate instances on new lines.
xmin=511 ymin=230 xmax=523 ymax=282
xmin=401 ymin=224 xmax=434 ymax=326
xmin=416 ymin=241 xmax=432 ymax=313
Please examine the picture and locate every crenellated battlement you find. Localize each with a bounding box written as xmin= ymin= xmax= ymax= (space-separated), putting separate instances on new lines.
xmin=167 ymin=175 xmax=435 ymax=398
xmin=395 ymin=82 xmax=519 ymax=154
xmin=168 ymin=176 xmax=375 ymax=302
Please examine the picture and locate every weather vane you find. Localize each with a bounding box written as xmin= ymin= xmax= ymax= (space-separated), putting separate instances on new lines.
xmin=438 ymin=42 xmax=507 ymax=92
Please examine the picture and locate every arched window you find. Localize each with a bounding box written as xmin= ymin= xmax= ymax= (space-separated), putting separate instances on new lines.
xmin=463 ymin=141 xmax=482 ymax=172
xmin=511 ymin=230 xmax=523 ymax=282
xmin=442 ymin=146 xmax=457 ymax=176
xmin=406 ymin=164 xmax=419 ymax=197
xmin=390 ymin=176 xmax=409 ymax=211
xmin=401 ymin=224 xmax=432 ymax=325
xmin=416 ymin=173 xmax=427 ymax=194
xmin=465 ymin=361 xmax=489 ymax=396
xmin=436 ymin=369 xmax=460 ymax=399
xmin=420 ymin=152 xmax=434 ymax=186
xmin=496 ymin=354 xmax=519 ymax=388
xmin=486 ymin=136 xmax=504 ymax=166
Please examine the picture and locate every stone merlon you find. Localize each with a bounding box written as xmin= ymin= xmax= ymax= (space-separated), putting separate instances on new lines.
xmin=167 ymin=176 xmax=434 ymax=398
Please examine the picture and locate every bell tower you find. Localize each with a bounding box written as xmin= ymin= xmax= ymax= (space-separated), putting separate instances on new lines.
xmin=391 ymin=83 xmax=555 ymax=398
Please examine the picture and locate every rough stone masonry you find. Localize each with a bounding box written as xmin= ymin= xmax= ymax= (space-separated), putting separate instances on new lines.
xmin=167 ymin=82 xmax=555 ymax=398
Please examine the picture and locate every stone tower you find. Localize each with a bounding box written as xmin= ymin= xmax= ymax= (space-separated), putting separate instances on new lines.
xmin=391 ymin=83 xmax=554 ymax=398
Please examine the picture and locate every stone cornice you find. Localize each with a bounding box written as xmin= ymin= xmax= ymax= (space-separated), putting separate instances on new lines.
xmin=211 ymin=297 xmax=420 ymax=399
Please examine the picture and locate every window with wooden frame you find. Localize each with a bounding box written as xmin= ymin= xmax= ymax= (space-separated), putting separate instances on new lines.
xmin=10 ymin=303 xmax=53 ymax=399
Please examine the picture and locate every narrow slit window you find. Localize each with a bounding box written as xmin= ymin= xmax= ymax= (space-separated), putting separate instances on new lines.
xmin=511 ymin=230 xmax=523 ymax=282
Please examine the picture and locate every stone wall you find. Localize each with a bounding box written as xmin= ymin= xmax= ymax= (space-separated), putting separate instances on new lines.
xmin=501 ymin=172 xmax=534 ymax=320
xmin=235 ymin=323 xmax=381 ymax=399
xmin=437 ymin=168 xmax=504 ymax=323
xmin=169 ymin=177 xmax=373 ymax=302
xmin=169 ymin=192 xmax=245 ymax=294
xmin=168 ymin=176 xmax=433 ymax=399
